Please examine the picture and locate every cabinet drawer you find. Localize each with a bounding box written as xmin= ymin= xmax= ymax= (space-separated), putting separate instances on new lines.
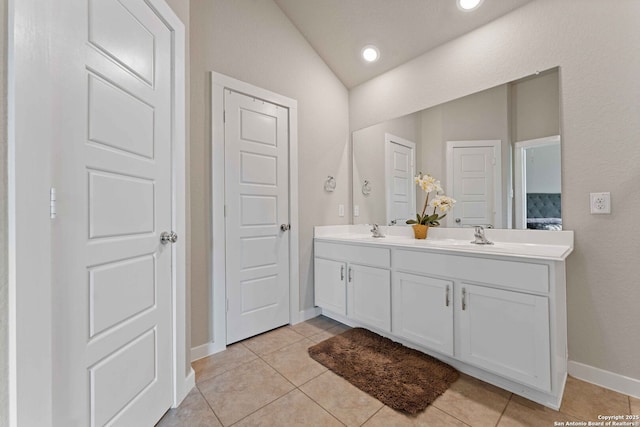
xmin=315 ymin=241 xmax=391 ymax=268
xmin=395 ymin=250 xmax=548 ymax=294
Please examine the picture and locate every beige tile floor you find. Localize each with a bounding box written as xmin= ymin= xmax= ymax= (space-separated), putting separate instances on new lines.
xmin=158 ymin=317 xmax=638 ymax=427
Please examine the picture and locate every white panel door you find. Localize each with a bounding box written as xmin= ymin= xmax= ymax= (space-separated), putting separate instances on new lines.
xmin=225 ymin=90 xmax=290 ymax=344
xmin=450 ymin=146 xmax=495 ymax=227
xmin=385 ymin=135 xmax=416 ymax=225
xmin=392 ymin=272 xmax=454 ymax=356
xmin=457 ymin=283 xmax=551 ymax=391
xmin=314 ymin=257 xmax=347 ymax=316
xmin=52 ymin=0 xmax=175 ymax=425
xmin=347 ymin=264 xmax=391 ymax=332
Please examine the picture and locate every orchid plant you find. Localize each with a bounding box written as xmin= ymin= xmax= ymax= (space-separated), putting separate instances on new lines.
xmin=406 ymin=173 xmax=456 ymax=227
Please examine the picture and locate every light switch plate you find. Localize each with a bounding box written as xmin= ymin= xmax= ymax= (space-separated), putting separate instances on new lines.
xmin=354 ymin=205 xmax=360 ymax=217
xmin=338 ymin=204 xmax=345 ymax=217
xmin=590 ymin=192 xmax=611 ymax=214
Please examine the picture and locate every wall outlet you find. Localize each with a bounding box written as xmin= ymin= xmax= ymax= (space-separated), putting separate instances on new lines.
xmin=590 ymin=192 xmax=611 ymax=214
xmin=354 ymin=205 xmax=360 ymax=217
xmin=338 ymin=204 xmax=345 ymax=217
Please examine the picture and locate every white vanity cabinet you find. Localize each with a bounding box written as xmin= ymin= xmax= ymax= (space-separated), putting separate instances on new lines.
xmin=347 ymin=264 xmax=391 ymax=332
xmin=392 ymin=272 xmax=454 ymax=356
xmin=395 ymin=249 xmax=553 ymax=391
xmin=314 ymin=241 xmax=392 ymax=332
xmin=314 ymin=257 xmax=347 ymax=315
xmin=313 ymin=226 xmax=573 ymax=409
xmin=457 ymin=283 xmax=551 ymax=391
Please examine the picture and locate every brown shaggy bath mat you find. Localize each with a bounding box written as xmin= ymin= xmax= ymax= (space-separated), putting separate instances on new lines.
xmin=308 ymin=327 xmax=459 ymax=415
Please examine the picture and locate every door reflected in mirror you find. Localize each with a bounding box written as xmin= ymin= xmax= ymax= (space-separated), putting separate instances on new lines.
xmin=352 ymin=67 xmax=561 ymax=230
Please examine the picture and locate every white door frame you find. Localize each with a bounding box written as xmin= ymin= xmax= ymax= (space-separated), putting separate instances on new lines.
xmin=384 ymin=133 xmax=416 ymax=225
xmin=7 ymin=1 xmax=189 ymax=425
xmin=210 ymin=72 xmax=300 ymax=354
xmin=445 ymin=140 xmax=502 ymax=228
xmin=513 ymin=135 xmax=561 ymax=229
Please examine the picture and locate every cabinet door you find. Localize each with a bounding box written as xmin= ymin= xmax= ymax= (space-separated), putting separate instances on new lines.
xmin=347 ymin=264 xmax=391 ymax=332
xmin=392 ymin=273 xmax=454 ymax=356
xmin=314 ymin=258 xmax=347 ymax=316
xmin=458 ymin=283 xmax=551 ymax=391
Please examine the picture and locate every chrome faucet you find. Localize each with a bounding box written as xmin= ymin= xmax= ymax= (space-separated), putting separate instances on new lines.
xmin=471 ymin=225 xmax=493 ymax=245
xmin=370 ymin=224 xmax=385 ymax=238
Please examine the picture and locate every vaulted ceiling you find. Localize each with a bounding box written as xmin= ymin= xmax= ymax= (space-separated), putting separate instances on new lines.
xmin=274 ymin=0 xmax=535 ymax=88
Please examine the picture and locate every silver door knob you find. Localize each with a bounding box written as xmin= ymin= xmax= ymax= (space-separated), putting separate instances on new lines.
xmin=455 ymin=218 xmax=461 ymax=223
xmin=280 ymin=224 xmax=291 ymax=232
xmin=160 ymin=231 xmax=178 ymax=245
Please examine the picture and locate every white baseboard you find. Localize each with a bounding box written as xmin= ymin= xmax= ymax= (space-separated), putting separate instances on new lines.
xmin=184 ymin=368 xmax=195 ymax=392
xmin=191 ymin=341 xmax=226 ymax=362
xmin=568 ymin=360 xmax=640 ymax=398
xmin=295 ymin=307 xmax=322 ymax=324
xmin=191 ymin=309 xmax=322 ymax=361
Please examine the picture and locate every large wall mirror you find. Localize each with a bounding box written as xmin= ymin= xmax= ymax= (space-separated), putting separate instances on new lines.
xmin=352 ymin=67 xmax=562 ymax=230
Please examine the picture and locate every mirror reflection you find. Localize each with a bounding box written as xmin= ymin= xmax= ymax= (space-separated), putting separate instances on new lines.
xmin=352 ymin=68 xmax=562 ymax=230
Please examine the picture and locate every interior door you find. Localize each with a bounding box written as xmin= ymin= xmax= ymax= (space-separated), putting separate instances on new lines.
xmin=450 ymin=145 xmax=495 ymax=228
xmin=51 ymin=0 xmax=175 ymax=425
xmin=225 ymin=90 xmax=290 ymax=344
xmin=385 ymin=135 xmax=416 ymax=225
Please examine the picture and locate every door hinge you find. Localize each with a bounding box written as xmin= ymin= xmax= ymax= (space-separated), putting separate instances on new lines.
xmin=224 ymin=205 xmax=227 ymax=217
xmin=226 ymin=298 xmax=229 ymax=312
xmin=50 ymin=187 xmax=57 ymax=219
xmin=223 ymin=110 xmax=226 ymax=123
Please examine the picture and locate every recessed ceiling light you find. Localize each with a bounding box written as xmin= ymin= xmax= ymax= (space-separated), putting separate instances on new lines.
xmin=361 ymin=45 xmax=380 ymax=63
xmin=458 ymin=0 xmax=483 ymax=11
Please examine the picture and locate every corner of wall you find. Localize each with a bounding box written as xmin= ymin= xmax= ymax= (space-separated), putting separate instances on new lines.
xmin=1 ymin=0 xmax=9 ymax=423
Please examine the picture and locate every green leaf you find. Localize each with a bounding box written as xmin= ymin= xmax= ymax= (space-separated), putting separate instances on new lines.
xmin=406 ymin=219 xmax=417 ymax=224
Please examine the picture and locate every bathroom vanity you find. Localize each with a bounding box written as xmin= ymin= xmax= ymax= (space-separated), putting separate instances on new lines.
xmin=313 ymin=225 xmax=573 ymax=409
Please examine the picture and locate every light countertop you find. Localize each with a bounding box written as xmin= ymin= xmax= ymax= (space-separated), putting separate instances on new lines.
xmin=314 ymin=225 xmax=574 ymax=261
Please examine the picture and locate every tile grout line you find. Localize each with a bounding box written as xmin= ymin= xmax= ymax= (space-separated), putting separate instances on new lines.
xmin=296 ymin=374 xmax=348 ymax=427
xmin=359 ymin=405 xmax=384 ymax=426
xmin=494 ymin=393 xmax=514 ymax=426
xmin=430 ymin=405 xmax=475 ymax=427
xmin=193 ymin=351 xmax=261 ymax=386
xmin=194 ymin=383 xmax=225 ymax=427
xmin=226 ymin=389 xmax=300 ymax=427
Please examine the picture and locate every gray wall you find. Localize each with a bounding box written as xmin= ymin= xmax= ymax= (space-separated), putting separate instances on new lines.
xmin=511 ymin=70 xmax=560 ymax=142
xmin=190 ymin=0 xmax=350 ymax=347
xmin=1 ymin=0 xmax=8 ymax=422
xmin=350 ymin=0 xmax=640 ymax=381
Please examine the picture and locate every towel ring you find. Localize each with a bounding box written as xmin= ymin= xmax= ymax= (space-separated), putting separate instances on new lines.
xmin=324 ymin=176 xmax=336 ymax=192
